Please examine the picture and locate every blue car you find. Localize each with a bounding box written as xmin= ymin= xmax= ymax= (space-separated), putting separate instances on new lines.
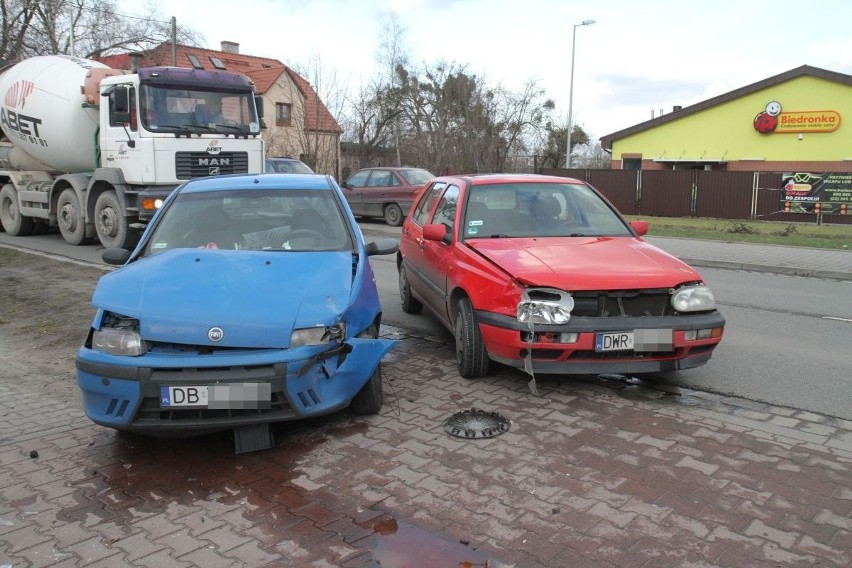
xmin=76 ymin=174 xmax=398 ymax=452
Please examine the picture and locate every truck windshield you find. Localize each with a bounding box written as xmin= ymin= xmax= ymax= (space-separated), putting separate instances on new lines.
xmin=140 ymin=85 xmax=260 ymax=135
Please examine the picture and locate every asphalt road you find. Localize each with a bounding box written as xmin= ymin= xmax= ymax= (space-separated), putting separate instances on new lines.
xmin=2 ymin=221 xmax=850 ymax=419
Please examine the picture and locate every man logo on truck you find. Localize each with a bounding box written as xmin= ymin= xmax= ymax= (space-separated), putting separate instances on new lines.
xmin=198 ymin=157 xmax=230 ymax=166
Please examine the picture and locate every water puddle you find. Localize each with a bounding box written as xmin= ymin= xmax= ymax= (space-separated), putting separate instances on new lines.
xmin=358 ymin=513 xmax=505 ymax=567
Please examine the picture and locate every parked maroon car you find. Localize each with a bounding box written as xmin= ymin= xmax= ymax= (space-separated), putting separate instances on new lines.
xmin=397 ymin=173 xmax=725 ymax=379
xmin=341 ymin=167 xmax=434 ymax=226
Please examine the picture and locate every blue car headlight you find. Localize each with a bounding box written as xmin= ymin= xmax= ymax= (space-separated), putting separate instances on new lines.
xmin=671 ymin=285 xmax=716 ymax=312
xmin=91 ymin=313 xmax=147 ymax=356
xmin=290 ymin=323 xmax=345 ymax=347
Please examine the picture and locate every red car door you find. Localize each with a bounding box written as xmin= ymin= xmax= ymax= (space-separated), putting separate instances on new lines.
xmin=400 ymin=182 xmax=445 ymax=311
xmin=411 ymin=183 xmax=461 ymax=327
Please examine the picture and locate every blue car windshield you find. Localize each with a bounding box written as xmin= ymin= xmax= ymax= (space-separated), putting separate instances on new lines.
xmin=462 ymin=182 xmax=633 ymax=239
xmin=142 ymin=189 xmax=354 ymax=256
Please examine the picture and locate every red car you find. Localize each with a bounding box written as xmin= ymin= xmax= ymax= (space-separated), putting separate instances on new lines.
xmin=397 ymin=174 xmax=725 ymax=378
xmin=341 ymin=167 xmax=434 ymax=226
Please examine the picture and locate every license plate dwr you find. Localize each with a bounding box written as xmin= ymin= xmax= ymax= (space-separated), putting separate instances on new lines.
xmin=595 ymin=331 xmax=634 ymax=352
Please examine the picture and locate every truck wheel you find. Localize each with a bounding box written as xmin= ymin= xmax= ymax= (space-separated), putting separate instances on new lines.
xmin=0 ymin=184 xmax=33 ymax=236
xmin=95 ymin=191 xmax=138 ymax=249
xmin=57 ymin=188 xmax=90 ymax=245
xmin=350 ymin=364 xmax=383 ymax=415
xmin=384 ymin=203 xmax=404 ymax=226
xmin=454 ymin=297 xmax=490 ymax=378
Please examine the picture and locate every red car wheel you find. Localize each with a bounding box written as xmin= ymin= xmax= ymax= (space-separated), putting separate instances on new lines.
xmin=454 ymin=297 xmax=490 ymax=378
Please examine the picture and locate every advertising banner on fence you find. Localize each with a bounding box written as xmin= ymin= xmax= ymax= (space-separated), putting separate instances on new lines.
xmin=781 ymin=172 xmax=852 ymax=214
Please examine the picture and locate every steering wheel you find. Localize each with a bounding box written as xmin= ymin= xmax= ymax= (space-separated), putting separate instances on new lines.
xmin=287 ymin=229 xmax=326 ymax=242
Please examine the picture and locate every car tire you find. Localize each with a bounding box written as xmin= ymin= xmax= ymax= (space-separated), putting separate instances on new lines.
xmin=0 ymin=184 xmax=34 ymax=236
xmin=399 ymin=263 xmax=423 ymax=314
xmin=384 ymin=203 xmax=404 ymax=226
xmin=455 ymin=297 xmax=490 ymax=378
xmin=350 ymin=364 xmax=383 ymax=415
xmin=57 ymin=188 xmax=90 ymax=245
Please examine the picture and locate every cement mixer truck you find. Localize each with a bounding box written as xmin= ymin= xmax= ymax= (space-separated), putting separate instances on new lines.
xmin=0 ymin=55 xmax=264 ymax=248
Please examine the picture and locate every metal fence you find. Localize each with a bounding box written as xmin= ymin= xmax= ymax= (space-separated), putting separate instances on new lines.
xmin=542 ymin=168 xmax=852 ymax=225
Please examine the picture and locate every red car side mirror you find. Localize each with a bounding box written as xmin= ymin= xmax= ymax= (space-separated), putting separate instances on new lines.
xmin=423 ymin=223 xmax=449 ymax=242
xmin=630 ymin=220 xmax=649 ymax=236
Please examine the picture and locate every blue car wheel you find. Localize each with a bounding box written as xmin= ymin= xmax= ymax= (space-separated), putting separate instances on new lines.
xmin=350 ymin=364 xmax=383 ymax=415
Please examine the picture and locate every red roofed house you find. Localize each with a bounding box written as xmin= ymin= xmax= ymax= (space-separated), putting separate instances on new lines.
xmin=99 ymin=41 xmax=343 ymax=177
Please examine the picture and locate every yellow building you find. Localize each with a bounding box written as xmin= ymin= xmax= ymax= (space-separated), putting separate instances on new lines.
xmin=600 ymin=66 xmax=852 ymax=172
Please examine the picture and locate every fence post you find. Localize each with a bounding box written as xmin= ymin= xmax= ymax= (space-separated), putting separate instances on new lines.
xmin=751 ymin=172 xmax=759 ymax=219
xmin=636 ymin=170 xmax=642 ymax=214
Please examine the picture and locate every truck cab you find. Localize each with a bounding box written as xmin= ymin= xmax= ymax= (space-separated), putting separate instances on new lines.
xmin=99 ymin=67 xmax=264 ymax=223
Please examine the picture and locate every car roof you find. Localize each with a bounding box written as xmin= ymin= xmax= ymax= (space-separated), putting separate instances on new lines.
xmin=355 ymin=166 xmax=430 ymax=172
xmin=445 ymin=173 xmax=585 ymax=185
xmin=179 ymin=173 xmax=334 ymax=194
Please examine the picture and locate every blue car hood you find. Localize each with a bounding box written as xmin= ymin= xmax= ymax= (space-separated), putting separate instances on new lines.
xmin=93 ymin=249 xmax=355 ymax=348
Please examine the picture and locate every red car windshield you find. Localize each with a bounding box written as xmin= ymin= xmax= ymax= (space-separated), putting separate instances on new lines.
xmin=462 ymin=183 xmax=632 ymax=239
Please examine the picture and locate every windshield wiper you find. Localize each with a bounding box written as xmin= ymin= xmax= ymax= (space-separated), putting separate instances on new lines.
xmin=212 ymin=124 xmax=251 ymax=135
xmin=180 ymin=124 xmax=219 ymax=133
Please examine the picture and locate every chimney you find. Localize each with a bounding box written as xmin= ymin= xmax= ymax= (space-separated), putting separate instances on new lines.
xmin=673 ymin=105 xmax=683 ymax=112
xmin=221 ymin=41 xmax=240 ymax=54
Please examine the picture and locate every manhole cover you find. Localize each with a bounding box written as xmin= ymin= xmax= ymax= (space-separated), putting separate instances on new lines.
xmin=443 ymin=408 xmax=510 ymax=439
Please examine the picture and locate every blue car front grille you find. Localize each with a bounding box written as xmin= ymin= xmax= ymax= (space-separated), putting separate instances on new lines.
xmin=134 ymin=390 xmax=295 ymax=423
xmin=131 ymin=362 xmax=296 ymax=426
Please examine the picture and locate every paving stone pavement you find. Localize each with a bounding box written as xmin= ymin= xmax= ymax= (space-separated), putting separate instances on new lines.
xmin=1 ymin=321 xmax=850 ymax=568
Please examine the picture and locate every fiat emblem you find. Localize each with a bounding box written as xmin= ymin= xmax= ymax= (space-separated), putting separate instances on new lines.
xmin=208 ymin=327 xmax=224 ymax=342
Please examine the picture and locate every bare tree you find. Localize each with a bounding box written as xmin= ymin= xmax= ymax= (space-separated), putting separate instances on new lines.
xmin=375 ymin=12 xmax=409 ymax=167
xmin=572 ymin=141 xmax=612 ymax=169
xmin=343 ymin=79 xmax=402 ymax=166
xmin=2 ymin=0 xmax=200 ymax=62
xmin=536 ymin=122 xmax=592 ymax=169
xmin=0 ymin=0 xmax=38 ymax=63
xmin=387 ymin=61 xmax=554 ymax=174
xmin=291 ymin=54 xmax=348 ymax=176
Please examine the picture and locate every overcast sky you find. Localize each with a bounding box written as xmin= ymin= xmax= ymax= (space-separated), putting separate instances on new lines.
xmin=135 ymin=0 xmax=852 ymax=141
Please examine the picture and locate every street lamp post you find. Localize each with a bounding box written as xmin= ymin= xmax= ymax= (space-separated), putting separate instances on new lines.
xmin=566 ymin=18 xmax=595 ymax=169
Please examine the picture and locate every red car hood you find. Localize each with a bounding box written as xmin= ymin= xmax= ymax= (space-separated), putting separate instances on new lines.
xmin=467 ymin=236 xmax=702 ymax=290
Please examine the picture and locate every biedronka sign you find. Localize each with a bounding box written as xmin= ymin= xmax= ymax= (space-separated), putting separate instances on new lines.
xmin=753 ymin=100 xmax=841 ymax=134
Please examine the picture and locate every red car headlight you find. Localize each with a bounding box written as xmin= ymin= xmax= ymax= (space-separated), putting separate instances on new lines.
xmin=517 ymin=288 xmax=574 ymax=325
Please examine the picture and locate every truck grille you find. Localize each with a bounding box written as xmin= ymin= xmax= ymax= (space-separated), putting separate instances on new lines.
xmin=175 ymin=152 xmax=249 ymax=180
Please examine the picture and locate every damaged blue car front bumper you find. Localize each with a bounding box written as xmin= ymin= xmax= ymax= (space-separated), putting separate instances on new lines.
xmin=76 ymin=337 xmax=396 ymax=435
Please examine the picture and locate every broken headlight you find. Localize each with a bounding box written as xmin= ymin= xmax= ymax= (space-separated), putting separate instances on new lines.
xmin=92 ymin=313 xmax=147 ymax=356
xmin=517 ymin=288 xmax=574 ymax=325
xmin=671 ymin=285 xmax=716 ymax=313
xmin=290 ymin=323 xmax=345 ymax=347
